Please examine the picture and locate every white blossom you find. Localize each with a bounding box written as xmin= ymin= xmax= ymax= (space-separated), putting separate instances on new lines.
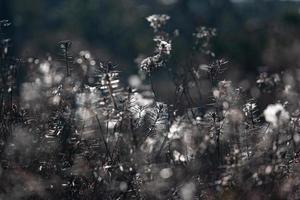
xmin=140 ymin=57 xmax=153 ymax=71
xmin=146 ymin=14 xmax=170 ymax=31
xmin=157 ymin=40 xmax=172 ymax=55
xmin=263 ymin=103 xmax=289 ymax=127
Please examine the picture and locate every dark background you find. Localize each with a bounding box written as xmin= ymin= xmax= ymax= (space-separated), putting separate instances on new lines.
xmin=2 ymin=0 xmax=300 ymax=80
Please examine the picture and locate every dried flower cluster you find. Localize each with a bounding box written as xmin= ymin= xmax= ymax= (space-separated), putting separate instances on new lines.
xmin=146 ymin=14 xmax=170 ymax=32
xmin=141 ymin=15 xmax=172 ymax=72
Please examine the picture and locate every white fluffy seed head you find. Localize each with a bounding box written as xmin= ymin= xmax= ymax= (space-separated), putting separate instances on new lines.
xmin=263 ymin=103 xmax=289 ymax=128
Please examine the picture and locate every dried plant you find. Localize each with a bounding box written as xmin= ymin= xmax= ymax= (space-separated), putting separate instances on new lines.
xmin=0 ymin=14 xmax=300 ymax=200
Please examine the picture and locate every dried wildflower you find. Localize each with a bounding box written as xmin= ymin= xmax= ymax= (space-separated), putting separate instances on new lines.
xmin=140 ymin=37 xmax=171 ymax=72
xmin=193 ymin=26 xmax=216 ymax=56
xmin=146 ymin=14 xmax=170 ymax=32
xmin=263 ymin=103 xmax=290 ymax=127
xmin=0 ymin=19 xmax=11 ymax=29
xmin=140 ymin=57 xmax=153 ymax=71
xmin=243 ymin=102 xmax=257 ymax=115
xmin=140 ymin=53 xmax=166 ymax=72
xmin=58 ymin=40 xmax=72 ymax=52
xmin=157 ymin=39 xmax=172 ymax=55
xmin=257 ymin=73 xmax=281 ymax=92
xmin=194 ymin=27 xmax=216 ymax=39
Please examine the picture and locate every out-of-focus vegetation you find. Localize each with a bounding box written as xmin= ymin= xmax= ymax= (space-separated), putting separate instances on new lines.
xmin=2 ymin=1 xmax=300 ymax=199
xmin=3 ymin=0 xmax=300 ymax=76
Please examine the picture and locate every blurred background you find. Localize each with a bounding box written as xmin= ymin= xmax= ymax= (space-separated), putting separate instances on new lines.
xmin=2 ymin=0 xmax=300 ymax=81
